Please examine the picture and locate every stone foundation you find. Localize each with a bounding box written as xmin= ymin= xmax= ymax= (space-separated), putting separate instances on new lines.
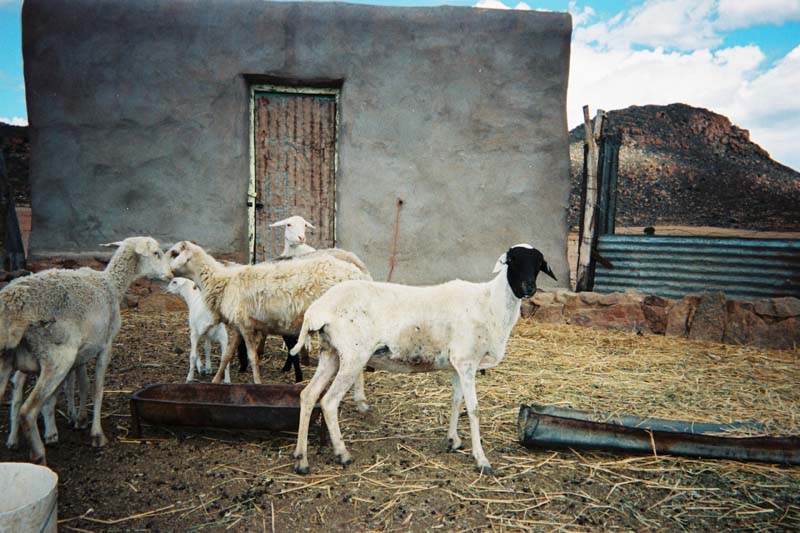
xmin=526 ymin=289 xmax=799 ymax=350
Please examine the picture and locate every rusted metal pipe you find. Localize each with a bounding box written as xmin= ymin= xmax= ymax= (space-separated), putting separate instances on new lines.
xmin=529 ymin=404 xmax=766 ymax=434
xmin=519 ymin=404 xmax=800 ymax=465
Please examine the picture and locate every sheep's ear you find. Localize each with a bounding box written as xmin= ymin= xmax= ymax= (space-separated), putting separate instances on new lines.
xmin=493 ymin=252 xmax=507 ymax=274
xmin=100 ymin=241 xmax=124 ymax=249
xmin=541 ymin=260 xmax=558 ymax=281
xmin=304 ymin=220 xmax=315 ymax=229
xmin=270 ymin=218 xmax=291 ymax=228
xmin=134 ymin=239 xmax=157 ymax=256
xmin=170 ymin=248 xmax=193 ymax=269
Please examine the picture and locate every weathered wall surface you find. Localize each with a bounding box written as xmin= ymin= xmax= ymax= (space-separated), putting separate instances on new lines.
xmin=23 ymin=0 xmax=572 ymax=284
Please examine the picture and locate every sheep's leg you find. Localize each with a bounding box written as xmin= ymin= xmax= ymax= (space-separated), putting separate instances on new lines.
xmin=351 ymin=371 xmax=369 ymax=413
xmin=20 ymin=356 xmax=74 ymax=464
xmin=218 ymin=334 xmax=230 ymax=384
xmin=242 ymin=330 xmax=262 ymax=384
xmin=454 ymin=364 xmax=492 ymax=475
xmin=187 ymin=329 xmax=199 ymax=382
xmin=212 ymin=326 xmax=239 ymax=384
xmin=447 ymin=370 xmax=464 ymax=451
xmin=237 ymin=338 xmax=249 ymax=373
xmin=42 ymin=393 xmax=59 ymax=445
xmin=293 ymin=349 xmax=338 ymax=474
xmin=74 ymin=364 xmax=89 ymax=429
xmin=281 ymin=335 xmax=295 ymax=373
xmin=319 ymin=358 xmax=367 ymax=468
xmin=6 ymin=371 xmax=26 ymax=449
xmin=61 ymin=368 xmax=76 ymax=424
xmin=203 ymin=337 xmax=213 ymax=376
xmin=90 ymin=343 xmax=113 ymax=448
xmin=0 ymin=355 xmax=13 ymax=403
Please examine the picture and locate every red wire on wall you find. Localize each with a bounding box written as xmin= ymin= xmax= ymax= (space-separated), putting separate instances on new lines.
xmin=386 ymin=198 xmax=403 ymax=282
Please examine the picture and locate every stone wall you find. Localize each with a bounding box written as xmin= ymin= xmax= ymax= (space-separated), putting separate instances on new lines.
xmin=525 ymin=289 xmax=799 ymax=350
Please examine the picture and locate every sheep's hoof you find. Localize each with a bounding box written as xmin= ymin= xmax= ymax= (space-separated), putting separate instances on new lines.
xmin=447 ymin=439 xmax=463 ymax=452
xmin=30 ymin=453 xmax=46 ymax=466
xmin=74 ymin=417 xmax=89 ymax=430
xmin=475 ymin=464 xmax=494 ymax=476
xmin=5 ymin=439 xmax=19 ymax=450
xmin=336 ymin=454 xmax=353 ymax=466
xmin=355 ymin=402 xmax=370 ymax=414
xmin=292 ymin=451 xmax=304 ymax=460
xmin=294 ymin=464 xmax=310 ymax=475
xmin=44 ymin=433 xmax=59 ymax=445
xmin=91 ymin=433 xmax=108 ymax=448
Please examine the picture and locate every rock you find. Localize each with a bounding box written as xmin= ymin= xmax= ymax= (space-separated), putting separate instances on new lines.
xmin=752 ymin=317 xmax=799 ymax=350
xmin=578 ymin=292 xmax=605 ymax=305
xmin=687 ymin=291 xmax=727 ymax=343
xmin=567 ymin=303 xmax=650 ymax=333
xmin=643 ymin=296 xmax=671 ymax=334
xmin=137 ymin=293 xmax=186 ymax=313
xmin=665 ymin=296 xmax=698 ymax=337
xmin=723 ymin=301 xmax=758 ymax=345
xmin=553 ymin=289 xmax=578 ymax=305
xmin=753 ymin=297 xmax=800 ymax=320
xmin=531 ymin=291 xmax=555 ymax=306
xmin=520 ymin=299 xmax=536 ymax=319
xmin=532 ymin=303 xmax=565 ymax=323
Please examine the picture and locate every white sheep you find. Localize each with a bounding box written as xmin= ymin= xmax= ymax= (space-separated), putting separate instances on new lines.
xmin=165 ymin=277 xmax=230 ymax=383
xmin=270 ymin=214 xmax=368 ymax=272
xmin=236 ymin=216 xmax=370 ymax=378
xmin=290 ymin=244 xmax=557 ymax=475
xmin=166 ymin=241 xmax=371 ymax=412
xmin=271 ymin=215 xmax=316 ymax=257
xmin=0 ymin=236 xmax=172 ymax=464
xmin=6 ymin=365 xmax=89 ymax=449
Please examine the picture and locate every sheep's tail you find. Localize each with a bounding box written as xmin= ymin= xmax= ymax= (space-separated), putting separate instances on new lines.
xmin=290 ymin=309 xmax=327 ymax=357
xmin=290 ymin=319 xmax=312 ymax=357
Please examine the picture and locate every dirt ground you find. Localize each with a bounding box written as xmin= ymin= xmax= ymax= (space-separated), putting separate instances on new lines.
xmin=1 ymin=309 xmax=798 ymax=532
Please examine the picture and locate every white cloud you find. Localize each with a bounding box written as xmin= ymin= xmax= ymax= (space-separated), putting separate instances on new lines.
xmin=567 ymin=0 xmax=800 ymax=170
xmin=473 ymin=0 xmax=531 ymax=10
xmin=576 ymin=0 xmax=720 ymax=51
xmin=716 ymin=0 xmax=800 ymax=30
xmin=0 ymin=116 xmax=27 ymax=126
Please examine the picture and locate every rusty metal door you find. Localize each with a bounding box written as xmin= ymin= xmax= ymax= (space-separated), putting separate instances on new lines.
xmin=253 ymin=90 xmax=337 ymax=261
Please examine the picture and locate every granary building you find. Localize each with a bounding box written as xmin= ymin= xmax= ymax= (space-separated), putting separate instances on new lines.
xmin=22 ymin=0 xmax=572 ymax=284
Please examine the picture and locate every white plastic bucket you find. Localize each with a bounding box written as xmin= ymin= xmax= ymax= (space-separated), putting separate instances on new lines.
xmin=0 ymin=462 xmax=58 ymax=533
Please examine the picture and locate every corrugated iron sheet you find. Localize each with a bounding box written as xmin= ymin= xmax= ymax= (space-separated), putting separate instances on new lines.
xmin=593 ymin=235 xmax=800 ymax=300
xmin=253 ymin=91 xmax=336 ymax=261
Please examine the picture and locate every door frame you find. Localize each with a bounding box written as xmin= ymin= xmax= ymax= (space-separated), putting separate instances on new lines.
xmin=248 ymin=84 xmax=341 ymax=263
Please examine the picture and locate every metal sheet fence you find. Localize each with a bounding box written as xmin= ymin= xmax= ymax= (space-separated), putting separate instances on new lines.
xmin=593 ymin=235 xmax=800 ymax=300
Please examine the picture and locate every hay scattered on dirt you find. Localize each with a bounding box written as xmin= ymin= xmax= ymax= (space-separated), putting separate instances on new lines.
xmin=11 ymin=313 xmax=800 ymax=531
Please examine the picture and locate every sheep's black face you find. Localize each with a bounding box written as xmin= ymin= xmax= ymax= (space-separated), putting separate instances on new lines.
xmin=505 ymin=246 xmax=557 ymax=299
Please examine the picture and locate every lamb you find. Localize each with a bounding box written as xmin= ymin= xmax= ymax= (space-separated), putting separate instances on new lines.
xmin=166 ymin=241 xmax=371 ymax=412
xmin=6 ymin=365 xmax=89 ymax=449
xmin=0 ymin=236 xmax=172 ymax=464
xmin=290 ymin=244 xmax=557 ymax=475
xmin=165 ymin=277 xmax=230 ymax=383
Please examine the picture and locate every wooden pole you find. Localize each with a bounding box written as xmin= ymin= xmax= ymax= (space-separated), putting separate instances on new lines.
xmin=576 ymin=106 xmax=605 ymax=292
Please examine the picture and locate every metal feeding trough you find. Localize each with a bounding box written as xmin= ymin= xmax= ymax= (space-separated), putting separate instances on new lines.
xmin=129 ymin=383 xmax=324 ymax=440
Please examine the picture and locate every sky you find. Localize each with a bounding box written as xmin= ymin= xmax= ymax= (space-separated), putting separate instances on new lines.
xmin=1 ymin=0 xmax=799 ymax=170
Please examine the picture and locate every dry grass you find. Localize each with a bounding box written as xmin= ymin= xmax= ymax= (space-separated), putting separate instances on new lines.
xmin=22 ymin=314 xmax=800 ymax=532
xmin=184 ymin=320 xmax=800 ymax=531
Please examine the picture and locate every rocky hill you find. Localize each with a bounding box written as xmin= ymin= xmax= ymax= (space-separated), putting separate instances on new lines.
xmin=0 ymin=122 xmax=30 ymax=206
xmin=568 ymin=103 xmax=800 ymax=231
